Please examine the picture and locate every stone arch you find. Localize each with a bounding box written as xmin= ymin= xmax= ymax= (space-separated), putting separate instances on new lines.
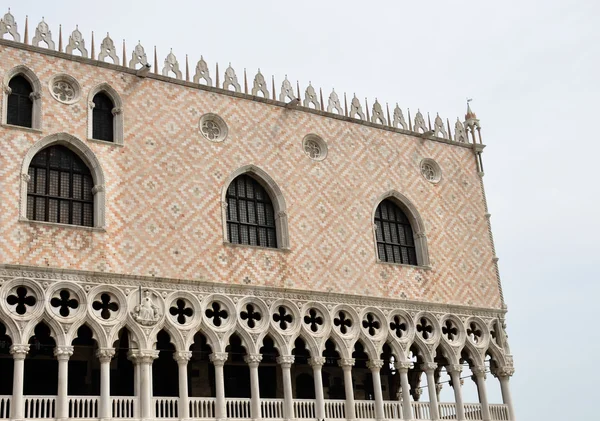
xmin=434 ymin=340 xmax=460 ymax=366
xmin=20 ymin=132 xmax=106 ymax=228
xmin=258 ymin=329 xmax=289 ymax=356
xmin=0 ymin=316 xmax=20 ymax=345
xmin=2 ymin=65 xmax=43 ymax=129
xmin=149 ymin=323 xmax=185 ymax=352
xmin=109 ymin=323 xmax=143 ymax=350
xmin=485 ymin=345 xmax=507 ymax=369
xmin=86 ymin=82 xmax=124 ymax=145
xmin=292 ymin=330 xmax=319 ymax=358
xmin=68 ymin=319 xmax=107 ymax=349
xmin=186 ymin=327 xmax=221 ymax=353
xmin=407 ymin=339 xmax=433 ymax=363
xmin=320 ymin=334 xmax=350 ymax=359
xmin=354 ymin=335 xmax=379 ymax=361
xmin=223 ymin=327 xmax=255 ymax=355
xmin=221 ymin=165 xmax=290 ymax=249
xmin=460 ymin=340 xmax=485 ymax=367
xmin=382 ymin=339 xmax=406 ymax=363
xmin=372 ymin=190 xmax=430 ymax=267
xmin=23 ymin=315 xmax=65 ymax=347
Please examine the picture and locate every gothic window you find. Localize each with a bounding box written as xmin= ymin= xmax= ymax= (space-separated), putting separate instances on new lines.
xmin=26 ymin=145 xmax=94 ymax=227
xmin=226 ymin=174 xmax=277 ymax=248
xmin=7 ymin=75 xmax=33 ymax=128
xmin=92 ymin=92 xmax=114 ymax=142
xmin=375 ymin=199 xmax=417 ymax=265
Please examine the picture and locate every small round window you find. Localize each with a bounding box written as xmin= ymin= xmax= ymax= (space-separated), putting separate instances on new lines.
xmin=199 ymin=113 xmax=228 ymax=142
xmin=302 ymin=134 xmax=327 ymax=161
xmin=48 ymin=74 xmax=81 ymax=105
xmin=420 ymin=158 xmax=442 ymax=184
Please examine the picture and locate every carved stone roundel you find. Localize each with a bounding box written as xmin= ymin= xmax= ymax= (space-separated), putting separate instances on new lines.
xmin=199 ymin=113 xmax=228 ymax=143
xmin=48 ymin=74 xmax=81 ymax=105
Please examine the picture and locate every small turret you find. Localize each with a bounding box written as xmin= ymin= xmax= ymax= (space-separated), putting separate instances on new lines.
xmin=464 ymin=100 xmax=482 ymax=144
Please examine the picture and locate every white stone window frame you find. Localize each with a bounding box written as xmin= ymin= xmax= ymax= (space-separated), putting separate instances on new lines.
xmin=19 ymin=132 xmax=107 ymax=229
xmin=221 ymin=165 xmax=290 ymax=250
xmin=2 ymin=65 xmax=43 ymax=131
xmin=86 ymin=82 xmax=124 ymax=146
xmin=48 ymin=73 xmax=81 ymax=105
xmin=371 ymin=191 xmax=431 ymax=268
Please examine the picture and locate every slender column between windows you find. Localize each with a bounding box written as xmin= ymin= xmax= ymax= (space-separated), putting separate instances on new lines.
xmin=129 ymin=350 xmax=158 ymax=421
xmin=97 ymin=348 xmax=115 ymax=421
xmin=309 ymin=357 xmax=326 ymax=420
xmin=423 ymin=363 xmax=440 ymax=420
xmin=396 ymin=362 xmax=413 ymax=421
xmin=447 ymin=365 xmax=466 ymax=421
xmin=338 ymin=358 xmax=356 ymax=421
xmin=54 ymin=346 xmax=74 ymax=421
xmin=174 ymin=352 xmax=192 ymax=421
xmin=245 ymin=354 xmax=263 ymax=421
xmin=497 ymin=367 xmax=516 ymax=421
xmin=10 ymin=344 xmax=29 ymax=421
xmin=127 ymin=353 xmax=141 ymax=418
xmin=367 ymin=359 xmax=385 ymax=421
xmin=471 ymin=366 xmax=490 ymax=421
xmin=276 ymin=356 xmax=295 ymax=421
xmin=210 ymin=352 xmax=228 ymax=421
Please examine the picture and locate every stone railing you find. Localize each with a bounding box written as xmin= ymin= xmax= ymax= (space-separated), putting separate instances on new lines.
xmin=293 ymin=399 xmax=315 ymax=419
xmin=0 ymin=396 xmax=10 ymax=419
xmin=383 ymin=400 xmax=403 ymax=419
xmin=354 ymin=400 xmax=376 ymax=419
xmin=324 ymin=399 xmax=346 ymax=419
xmin=260 ymin=398 xmax=284 ymax=419
xmin=112 ymin=396 xmax=136 ymax=418
xmin=489 ymin=403 xmax=510 ymax=420
xmin=226 ymin=397 xmax=251 ymax=419
xmin=24 ymin=396 xmax=55 ymax=419
xmin=189 ymin=397 xmax=215 ymax=419
xmin=412 ymin=401 xmax=432 ymax=419
xmin=68 ymin=396 xmax=99 ymax=418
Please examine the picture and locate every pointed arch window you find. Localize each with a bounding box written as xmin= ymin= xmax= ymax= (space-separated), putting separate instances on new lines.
xmin=26 ymin=145 xmax=94 ymax=227
xmin=226 ymin=174 xmax=277 ymax=248
xmin=92 ymin=92 xmax=114 ymax=142
xmin=375 ymin=199 xmax=417 ymax=265
xmin=7 ymin=75 xmax=33 ymax=128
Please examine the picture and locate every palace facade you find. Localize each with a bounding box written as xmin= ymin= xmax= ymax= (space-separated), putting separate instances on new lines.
xmin=0 ymin=10 xmax=515 ymax=421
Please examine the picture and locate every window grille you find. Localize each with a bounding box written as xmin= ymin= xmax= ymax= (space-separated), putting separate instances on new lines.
xmin=92 ymin=92 xmax=114 ymax=142
xmin=27 ymin=145 xmax=94 ymax=227
xmin=374 ymin=199 xmax=417 ymax=265
xmin=7 ymin=75 xmax=33 ymax=128
xmin=226 ymin=175 xmax=277 ymax=248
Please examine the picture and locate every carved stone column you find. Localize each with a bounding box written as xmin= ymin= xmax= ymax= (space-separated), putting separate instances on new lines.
xmin=97 ymin=348 xmax=116 ymax=421
xmin=367 ymin=359 xmax=385 ymax=421
xmin=396 ymin=362 xmax=413 ymax=421
xmin=338 ymin=358 xmax=356 ymax=421
xmin=245 ymin=354 xmax=263 ymax=421
xmin=496 ymin=366 xmax=515 ymax=421
xmin=127 ymin=351 xmax=141 ymax=418
xmin=10 ymin=344 xmax=29 ymax=421
xmin=55 ymin=346 xmax=74 ymax=421
xmin=447 ymin=365 xmax=465 ymax=421
xmin=308 ymin=357 xmax=326 ymax=420
xmin=471 ymin=366 xmax=490 ymax=421
xmin=210 ymin=352 xmax=228 ymax=421
xmin=423 ymin=363 xmax=440 ymax=420
xmin=174 ymin=352 xmax=192 ymax=421
xmin=276 ymin=355 xmax=295 ymax=421
xmin=129 ymin=350 xmax=159 ymax=421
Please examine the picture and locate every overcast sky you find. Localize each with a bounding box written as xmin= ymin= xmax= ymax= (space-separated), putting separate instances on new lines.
xmin=5 ymin=0 xmax=600 ymax=418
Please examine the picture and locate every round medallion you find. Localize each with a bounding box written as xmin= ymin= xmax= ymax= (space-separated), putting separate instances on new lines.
xmin=420 ymin=158 xmax=442 ymax=184
xmin=48 ymin=74 xmax=80 ymax=105
xmin=302 ymin=134 xmax=327 ymax=161
xmin=199 ymin=113 xmax=228 ymax=142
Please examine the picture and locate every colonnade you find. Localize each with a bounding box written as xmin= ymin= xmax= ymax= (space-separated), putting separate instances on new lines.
xmin=6 ymin=343 xmax=515 ymax=421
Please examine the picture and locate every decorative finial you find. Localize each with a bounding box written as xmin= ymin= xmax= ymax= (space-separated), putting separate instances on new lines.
xmin=244 ymin=68 xmax=248 ymax=94
xmin=319 ymin=88 xmax=324 ymax=111
xmin=153 ymin=46 xmax=158 ymax=73
xmin=272 ymin=75 xmax=276 ymax=100
xmin=344 ymin=92 xmax=348 ymax=117
xmin=58 ymin=24 xmax=62 ymax=52
xmin=215 ymin=62 xmax=220 ymax=87
xmin=90 ymin=31 xmax=95 ymax=59
xmin=122 ymin=39 xmax=126 ymax=67
xmin=24 ymin=15 xmax=28 ymax=45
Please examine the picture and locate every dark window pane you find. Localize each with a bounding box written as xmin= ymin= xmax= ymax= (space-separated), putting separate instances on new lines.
xmin=374 ymin=199 xmax=417 ymax=265
xmin=7 ymin=75 xmax=33 ymax=128
xmin=92 ymin=92 xmax=114 ymax=142
xmin=48 ymin=199 xmax=58 ymax=223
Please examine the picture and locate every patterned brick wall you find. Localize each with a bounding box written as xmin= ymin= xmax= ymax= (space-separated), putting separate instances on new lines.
xmin=0 ymin=44 xmax=502 ymax=309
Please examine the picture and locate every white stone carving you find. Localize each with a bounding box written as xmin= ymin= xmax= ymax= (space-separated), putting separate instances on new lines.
xmin=32 ymin=18 xmax=55 ymax=49
xmin=131 ymin=290 xmax=162 ymax=326
xmin=302 ymin=134 xmax=327 ymax=161
xmin=251 ymin=69 xmax=269 ymax=97
xmin=129 ymin=42 xmax=148 ymax=69
xmin=0 ymin=10 xmax=20 ymax=42
xmin=66 ymin=26 xmax=88 ymax=58
xmin=393 ymin=104 xmax=407 ymax=129
xmin=162 ymin=50 xmax=182 ymax=79
xmin=420 ymin=159 xmax=442 ymax=184
xmin=279 ymin=76 xmax=295 ymax=102
xmin=413 ymin=110 xmax=427 ymax=133
xmin=199 ymin=113 xmax=228 ymax=143
xmin=303 ymin=83 xmax=320 ymax=109
xmin=349 ymin=94 xmax=365 ymax=120
xmin=48 ymin=74 xmax=80 ymax=105
xmin=327 ymin=89 xmax=343 ymax=114
xmin=454 ymin=118 xmax=467 ymax=143
xmin=98 ymin=33 xmax=119 ymax=64
xmin=222 ymin=64 xmax=240 ymax=92
xmin=434 ymin=114 xmax=447 ymax=138
xmin=193 ymin=56 xmax=212 ymax=86
xmin=371 ymin=99 xmax=387 ymax=125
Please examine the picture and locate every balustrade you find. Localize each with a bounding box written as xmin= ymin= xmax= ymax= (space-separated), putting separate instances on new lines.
xmin=463 ymin=403 xmax=483 ymax=420
xmin=68 ymin=396 xmax=99 ymax=418
xmin=383 ymin=400 xmax=402 ymax=420
xmin=489 ymin=403 xmax=510 ymax=420
xmin=226 ymin=397 xmax=251 ymax=419
xmin=324 ymin=399 xmax=345 ymax=419
xmin=293 ymin=399 xmax=316 ymax=419
xmin=0 ymin=396 xmax=10 ymax=419
xmin=354 ymin=400 xmax=376 ymax=419
xmin=24 ymin=396 xmax=56 ymax=419
xmin=154 ymin=397 xmax=179 ymax=419
xmin=189 ymin=397 xmax=216 ymax=419
xmin=112 ymin=396 xmax=136 ymax=418
xmin=260 ymin=399 xmax=284 ymax=419
xmin=438 ymin=402 xmax=458 ymax=420
xmin=412 ymin=401 xmax=432 ymax=420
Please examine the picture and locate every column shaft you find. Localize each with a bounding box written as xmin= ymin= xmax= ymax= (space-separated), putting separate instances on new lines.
xmin=210 ymin=353 xmax=228 ymax=421
xmin=499 ymin=373 xmax=516 ymax=421
xmin=309 ymin=357 xmax=326 ymax=420
xmin=245 ymin=354 xmax=262 ymax=421
xmin=367 ymin=360 xmax=385 ymax=421
xmin=397 ymin=364 xmax=413 ymax=421
xmin=10 ymin=345 xmax=28 ymax=421
xmin=339 ymin=359 xmax=356 ymax=420
xmin=424 ymin=365 xmax=440 ymax=421
xmin=55 ymin=346 xmax=73 ymax=421
xmin=97 ymin=349 xmax=115 ymax=421
xmin=277 ymin=356 xmax=295 ymax=421
xmin=448 ymin=366 xmax=465 ymax=421
xmin=175 ymin=352 xmax=192 ymax=421
xmin=472 ymin=367 xmax=490 ymax=421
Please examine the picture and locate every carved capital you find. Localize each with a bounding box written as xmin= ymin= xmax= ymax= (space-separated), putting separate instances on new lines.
xmin=209 ymin=352 xmax=228 ymax=366
xmin=21 ymin=173 xmax=31 ymax=183
xmin=174 ymin=351 xmax=192 ymax=363
xmin=3 ymin=85 xmax=12 ymax=95
xmin=54 ymin=346 xmax=74 ymax=360
xmin=128 ymin=349 xmax=159 ymax=364
xmin=338 ymin=358 xmax=355 ymax=368
xmin=309 ymin=356 xmax=326 ymax=368
xmin=244 ymin=353 xmax=263 ymax=367
xmin=276 ymin=210 xmax=287 ymax=219
xmin=422 ymin=362 xmax=438 ymax=373
xmin=112 ymin=107 xmax=123 ymax=116
xmin=395 ymin=361 xmax=412 ymax=373
xmin=29 ymin=91 xmax=41 ymax=101
xmin=471 ymin=366 xmax=487 ymax=379
xmin=88 ymin=101 xmax=96 ymax=109
xmin=366 ymin=359 xmax=384 ymax=371
xmin=447 ymin=364 xmax=463 ymax=375
xmin=10 ymin=344 xmax=29 ymax=359
xmin=495 ymin=365 xmax=515 ymax=378
xmin=96 ymin=348 xmax=116 ymax=363
xmin=221 ymin=201 xmax=228 ymax=209
xmin=92 ymin=185 xmax=105 ymax=195
xmin=276 ymin=355 xmax=295 ymax=368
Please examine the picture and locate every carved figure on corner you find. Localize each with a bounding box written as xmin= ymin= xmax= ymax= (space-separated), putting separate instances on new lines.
xmin=132 ymin=290 xmax=161 ymax=326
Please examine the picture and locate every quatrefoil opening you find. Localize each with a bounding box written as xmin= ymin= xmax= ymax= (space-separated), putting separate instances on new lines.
xmin=467 ymin=322 xmax=483 ymax=344
xmin=442 ymin=319 xmax=459 ymax=342
xmin=92 ymin=293 xmax=119 ymax=320
xmin=7 ymin=286 xmax=37 ymax=316
xmin=169 ymin=299 xmax=194 ymax=325
xmin=240 ymin=303 xmax=262 ymax=329
xmin=50 ymin=290 xmax=79 ymax=317
xmin=273 ymin=306 xmax=293 ymax=330
xmin=206 ymin=302 xmax=228 ymax=327
xmin=334 ymin=311 xmax=352 ymax=335
xmin=362 ymin=313 xmax=381 ymax=337
xmin=416 ymin=317 xmax=434 ymax=340
xmin=303 ymin=308 xmax=323 ymax=333
xmin=390 ymin=315 xmax=407 ymax=339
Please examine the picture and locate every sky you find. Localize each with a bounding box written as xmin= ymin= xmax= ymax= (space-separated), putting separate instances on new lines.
xmin=3 ymin=0 xmax=600 ymax=418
